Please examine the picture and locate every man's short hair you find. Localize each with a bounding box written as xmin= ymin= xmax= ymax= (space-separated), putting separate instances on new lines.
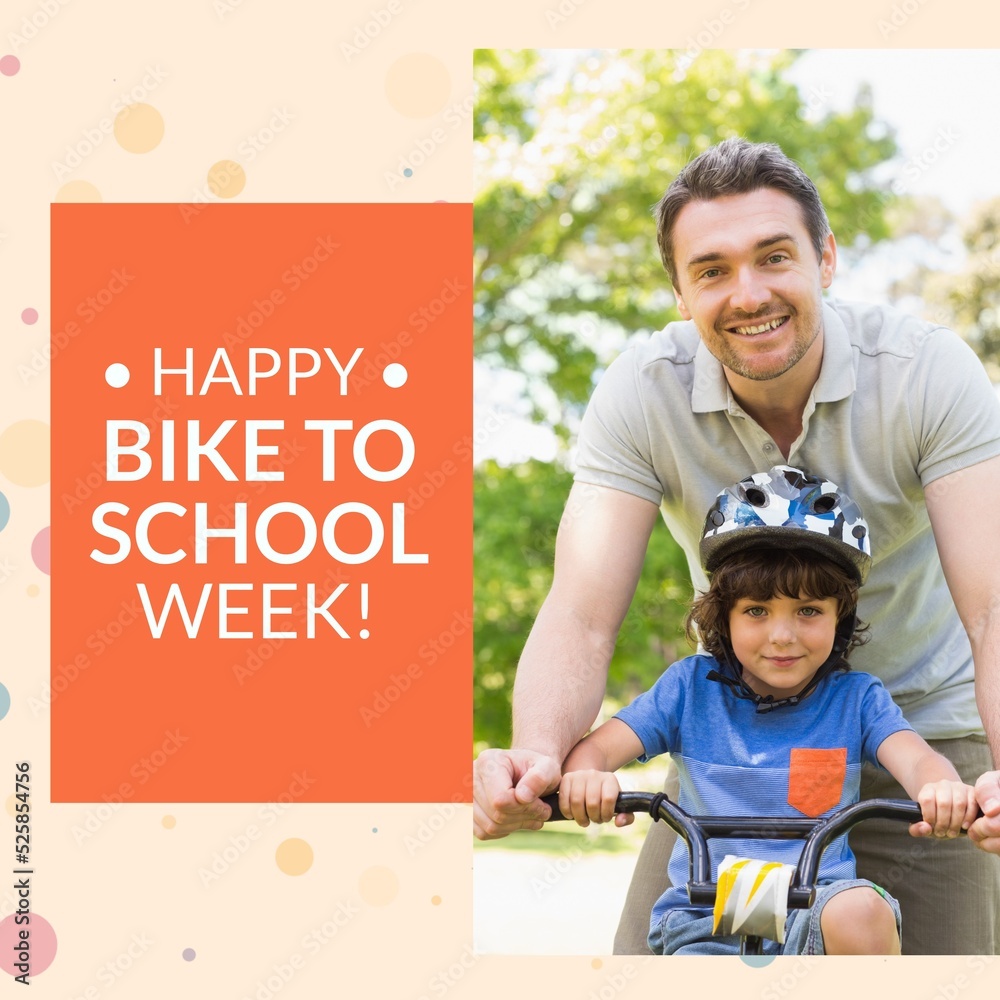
xmin=655 ymin=137 xmax=832 ymax=287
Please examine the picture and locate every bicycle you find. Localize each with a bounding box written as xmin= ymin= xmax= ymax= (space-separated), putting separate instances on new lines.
xmin=542 ymin=790 xmax=960 ymax=955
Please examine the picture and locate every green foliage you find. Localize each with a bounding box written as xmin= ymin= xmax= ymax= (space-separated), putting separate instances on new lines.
xmin=901 ymin=197 xmax=1000 ymax=373
xmin=474 ymin=459 xmax=691 ymax=749
xmin=474 ymin=49 xmax=899 ymax=427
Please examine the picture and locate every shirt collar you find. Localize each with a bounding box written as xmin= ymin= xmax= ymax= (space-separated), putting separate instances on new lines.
xmin=690 ymin=300 xmax=857 ymax=414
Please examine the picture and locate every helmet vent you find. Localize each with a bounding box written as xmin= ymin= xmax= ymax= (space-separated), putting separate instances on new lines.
xmin=743 ymin=486 xmax=768 ymax=507
xmin=812 ymin=493 xmax=838 ymax=514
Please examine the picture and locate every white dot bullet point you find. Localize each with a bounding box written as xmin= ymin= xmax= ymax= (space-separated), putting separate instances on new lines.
xmin=360 ymin=629 xmax=370 ymax=639
xmin=105 ymin=363 xmax=130 ymax=388
xmin=383 ymin=363 xmax=408 ymax=388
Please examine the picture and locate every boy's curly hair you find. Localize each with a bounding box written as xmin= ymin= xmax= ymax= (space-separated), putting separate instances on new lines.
xmin=685 ymin=546 xmax=869 ymax=667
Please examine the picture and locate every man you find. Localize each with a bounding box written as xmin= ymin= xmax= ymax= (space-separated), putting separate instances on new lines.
xmin=474 ymin=138 xmax=1000 ymax=954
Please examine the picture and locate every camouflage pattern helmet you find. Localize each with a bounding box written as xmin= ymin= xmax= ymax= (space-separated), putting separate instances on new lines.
xmin=700 ymin=465 xmax=872 ymax=584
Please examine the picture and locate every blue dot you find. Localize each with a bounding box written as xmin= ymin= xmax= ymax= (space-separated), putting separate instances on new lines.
xmin=403 ymin=168 xmax=413 ymax=177
xmin=0 ymin=683 xmax=9 ymax=722
xmin=0 ymin=491 xmax=9 ymax=533
xmin=372 ymin=827 xmax=378 ymax=833
xmin=739 ymin=954 xmax=776 ymax=967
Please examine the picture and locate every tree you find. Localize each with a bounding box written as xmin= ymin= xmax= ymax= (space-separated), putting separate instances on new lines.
xmin=894 ymin=197 xmax=1000 ymax=377
xmin=474 ymin=459 xmax=690 ymax=749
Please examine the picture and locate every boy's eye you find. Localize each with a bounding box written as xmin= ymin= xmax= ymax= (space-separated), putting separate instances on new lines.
xmin=798 ymin=606 xmax=821 ymax=617
xmin=744 ymin=606 xmax=767 ymax=618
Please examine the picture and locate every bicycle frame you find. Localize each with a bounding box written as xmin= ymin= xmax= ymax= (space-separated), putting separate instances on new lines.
xmin=542 ymin=791 xmax=928 ymax=955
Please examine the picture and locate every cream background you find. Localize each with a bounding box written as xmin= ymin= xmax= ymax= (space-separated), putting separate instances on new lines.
xmin=1 ymin=0 xmax=999 ymax=995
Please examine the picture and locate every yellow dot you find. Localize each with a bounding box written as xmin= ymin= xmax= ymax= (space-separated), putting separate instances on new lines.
xmin=161 ymin=815 xmax=176 ymax=829
xmin=275 ymin=838 xmax=313 ymax=876
xmin=591 ymin=959 xmax=603 ymax=970
xmin=384 ymin=53 xmax=451 ymax=118
xmin=27 ymin=585 xmax=39 ymax=597
xmin=5 ymin=794 xmax=17 ymax=819
xmin=0 ymin=420 xmax=50 ymax=487
xmin=358 ymin=865 xmax=399 ymax=906
xmin=54 ymin=180 xmax=102 ymax=202
xmin=208 ymin=160 xmax=246 ymax=199
xmin=431 ymin=895 xmax=442 ymax=906
xmin=114 ymin=103 xmax=165 ymax=153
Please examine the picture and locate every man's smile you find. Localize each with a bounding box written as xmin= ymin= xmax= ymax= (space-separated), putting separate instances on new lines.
xmin=726 ymin=315 xmax=791 ymax=336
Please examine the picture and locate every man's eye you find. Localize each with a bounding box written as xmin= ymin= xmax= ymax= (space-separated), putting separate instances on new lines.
xmin=766 ymin=253 xmax=788 ymax=264
xmin=701 ymin=268 xmax=722 ymax=279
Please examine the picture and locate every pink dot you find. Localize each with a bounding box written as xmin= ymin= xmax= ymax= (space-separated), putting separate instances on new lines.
xmin=31 ymin=526 xmax=50 ymax=575
xmin=0 ymin=56 xmax=20 ymax=77
xmin=0 ymin=913 xmax=57 ymax=976
xmin=21 ymin=308 xmax=38 ymax=325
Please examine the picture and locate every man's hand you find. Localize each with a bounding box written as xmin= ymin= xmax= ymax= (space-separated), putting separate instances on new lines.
xmin=473 ymin=748 xmax=561 ymax=840
xmin=967 ymin=770 xmax=1000 ymax=853
xmin=910 ymin=778 xmax=979 ymax=838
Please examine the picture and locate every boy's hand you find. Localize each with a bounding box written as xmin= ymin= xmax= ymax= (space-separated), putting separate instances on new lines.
xmin=558 ymin=769 xmax=630 ymax=827
xmin=910 ymin=779 xmax=979 ymax=838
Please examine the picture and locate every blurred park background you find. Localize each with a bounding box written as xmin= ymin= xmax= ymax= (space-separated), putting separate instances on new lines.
xmin=472 ymin=48 xmax=1000 ymax=953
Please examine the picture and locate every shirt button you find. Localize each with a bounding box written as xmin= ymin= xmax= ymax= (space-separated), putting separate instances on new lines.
xmin=763 ymin=443 xmax=774 ymax=452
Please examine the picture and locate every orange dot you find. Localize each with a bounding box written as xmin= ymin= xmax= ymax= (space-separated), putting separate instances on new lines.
xmin=162 ymin=815 xmax=176 ymax=829
xmin=431 ymin=895 xmax=442 ymax=906
xmin=591 ymin=959 xmax=603 ymax=970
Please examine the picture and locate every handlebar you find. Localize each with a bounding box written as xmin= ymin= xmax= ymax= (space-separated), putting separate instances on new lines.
xmin=541 ymin=791 xmax=929 ymax=908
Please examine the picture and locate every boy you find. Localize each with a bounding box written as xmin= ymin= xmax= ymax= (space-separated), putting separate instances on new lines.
xmin=559 ymin=466 xmax=978 ymax=955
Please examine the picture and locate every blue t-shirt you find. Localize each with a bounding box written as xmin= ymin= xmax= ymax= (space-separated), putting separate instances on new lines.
xmin=614 ymin=654 xmax=913 ymax=929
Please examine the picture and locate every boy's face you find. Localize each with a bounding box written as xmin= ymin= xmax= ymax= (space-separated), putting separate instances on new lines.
xmin=727 ymin=592 xmax=839 ymax=699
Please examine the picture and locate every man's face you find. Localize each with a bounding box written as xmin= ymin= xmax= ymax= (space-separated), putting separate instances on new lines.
xmin=671 ymin=188 xmax=836 ymax=382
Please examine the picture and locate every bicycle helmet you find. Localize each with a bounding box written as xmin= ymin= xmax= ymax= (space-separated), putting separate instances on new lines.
xmin=699 ymin=465 xmax=872 ymax=712
xmin=701 ymin=465 xmax=871 ymax=583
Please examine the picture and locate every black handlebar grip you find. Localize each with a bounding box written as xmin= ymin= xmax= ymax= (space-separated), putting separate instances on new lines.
xmin=540 ymin=792 xmax=570 ymax=820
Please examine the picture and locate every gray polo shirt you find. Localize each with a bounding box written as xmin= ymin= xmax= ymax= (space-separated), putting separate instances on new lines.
xmin=574 ymin=298 xmax=1000 ymax=739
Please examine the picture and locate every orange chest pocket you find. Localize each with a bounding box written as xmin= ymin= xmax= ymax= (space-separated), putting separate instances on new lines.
xmin=787 ymin=747 xmax=848 ymax=817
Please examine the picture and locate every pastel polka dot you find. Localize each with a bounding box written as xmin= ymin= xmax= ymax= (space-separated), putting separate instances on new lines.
xmin=207 ymin=160 xmax=246 ymax=199
xmin=0 ymin=913 xmax=57 ymax=976
xmin=431 ymin=895 xmax=442 ymax=906
xmin=162 ymin=815 xmax=176 ymax=829
xmin=54 ymin=180 xmax=102 ymax=203
xmin=20 ymin=309 xmax=38 ymax=325
xmin=0 ymin=56 xmax=19 ymax=77
xmin=385 ymin=54 xmax=451 ymax=118
xmin=31 ymin=526 xmax=49 ymax=575
xmin=740 ymin=954 xmax=776 ymax=967
xmin=114 ymin=103 xmax=164 ymax=154
xmin=0 ymin=491 xmax=9 ymax=532
xmin=358 ymin=865 xmax=399 ymax=906
xmin=182 ymin=948 xmax=196 ymax=961
xmin=0 ymin=683 xmax=10 ymax=721
xmin=591 ymin=959 xmax=603 ymax=970
xmin=0 ymin=420 xmax=50 ymax=487
xmin=5 ymin=794 xmax=18 ymax=819
xmin=275 ymin=838 xmax=313 ymax=876
xmin=26 ymin=585 xmax=39 ymax=598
